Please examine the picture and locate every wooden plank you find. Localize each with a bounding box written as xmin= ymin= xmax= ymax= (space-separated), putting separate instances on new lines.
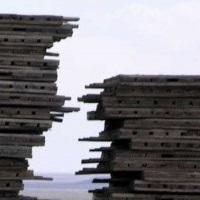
xmin=93 ymin=190 xmax=110 ymax=200
xmin=111 ymin=150 xmax=200 ymax=161
xmin=0 ymin=146 xmax=32 ymax=158
xmin=0 ymin=191 xmax=19 ymax=198
xmin=0 ymin=50 xmax=47 ymax=58
xmin=0 ymin=81 xmax=57 ymax=94
xmin=0 ymin=170 xmax=51 ymax=181
xmin=89 ymin=107 xmax=200 ymax=119
xmin=89 ymin=75 xmax=200 ymax=87
xmin=0 ymin=68 xmax=57 ymax=82
xmin=0 ymin=31 xmax=73 ymax=41
xmin=114 ymin=128 xmax=200 ymax=140
xmin=0 ymin=64 xmax=56 ymax=70
xmin=0 ymin=22 xmax=77 ymax=30
xmin=76 ymin=168 xmax=109 ymax=175
xmin=110 ymin=159 xmax=200 ymax=172
xmin=0 ymin=42 xmax=52 ymax=48
xmin=85 ymin=150 xmax=200 ymax=166
xmin=82 ymin=158 xmax=102 ymax=164
xmin=143 ymin=170 xmax=200 ymax=182
xmin=80 ymin=95 xmax=200 ymax=109
xmin=0 ymin=57 xmax=59 ymax=68
xmin=0 ymin=134 xmax=44 ymax=146
xmin=78 ymin=94 xmax=100 ymax=103
xmin=101 ymin=96 xmax=200 ymax=108
xmin=124 ymin=119 xmax=200 ymax=130
xmin=0 ymin=180 xmax=23 ymax=191
xmin=129 ymin=138 xmax=200 ymax=151
xmin=134 ymin=180 xmax=200 ymax=193
xmin=0 ymin=24 xmax=74 ymax=40
xmin=108 ymin=86 xmax=200 ymax=97
xmin=0 ymin=118 xmax=51 ymax=131
xmin=80 ymin=128 xmax=200 ymax=141
xmin=0 ymin=158 xmax=28 ymax=170
xmin=0 ymin=14 xmax=79 ymax=26
xmin=0 ymin=93 xmax=66 ymax=107
xmin=111 ymin=193 xmax=200 ymax=200
xmin=89 ymin=82 xmax=200 ymax=88
xmin=0 ymin=170 xmax=33 ymax=180
xmin=0 ymin=34 xmax=53 ymax=40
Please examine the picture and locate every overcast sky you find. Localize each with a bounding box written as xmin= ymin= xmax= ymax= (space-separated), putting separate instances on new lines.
xmin=0 ymin=0 xmax=200 ymax=173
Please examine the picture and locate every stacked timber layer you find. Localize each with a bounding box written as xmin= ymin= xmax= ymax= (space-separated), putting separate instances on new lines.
xmin=0 ymin=14 xmax=79 ymax=200
xmin=78 ymin=75 xmax=200 ymax=200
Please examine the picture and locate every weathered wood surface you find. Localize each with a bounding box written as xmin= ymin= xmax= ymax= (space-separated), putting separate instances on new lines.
xmin=80 ymin=128 xmax=200 ymax=141
xmin=0 ymin=14 xmax=79 ymax=25
xmin=88 ymin=107 xmax=200 ymax=120
xmin=0 ymin=81 xmax=57 ymax=94
xmin=124 ymin=119 xmax=200 ymax=129
xmin=0 ymin=13 xmax=79 ymax=200
xmin=0 ymin=134 xmax=44 ymax=146
xmin=0 ymin=68 xmax=57 ymax=82
xmin=0 ymin=180 xmax=23 ymax=191
xmin=0 ymin=158 xmax=28 ymax=171
xmin=0 ymin=93 xmax=67 ymax=107
xmin=78 ymin=75 xmax=200 ymax=200
xmin=110 ymin=193 xmax=200 ymax=200
xmin=133 ymin=180 xmax=200 ymax=193
xmin=0 ymin=146 xmax=32 ymax=158
xmin=0 ymin=57 xmax=59 ymax=68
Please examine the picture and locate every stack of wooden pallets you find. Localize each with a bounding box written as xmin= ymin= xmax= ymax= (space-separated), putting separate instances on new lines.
xmin=0 ymin=14 xmax=79 ymax=200
xmin=78 ymin=75 xmax=200 ymax=200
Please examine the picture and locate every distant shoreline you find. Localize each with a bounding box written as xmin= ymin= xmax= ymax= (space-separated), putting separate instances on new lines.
xmin=22 ymin=189 xmax=91 ymax=200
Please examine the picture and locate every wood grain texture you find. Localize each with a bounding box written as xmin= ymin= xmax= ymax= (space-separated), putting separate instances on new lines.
xmin=79 ymin=75 xmax=200 ymax=200
xmin=0 ymin=13 xmax=79 ymax=200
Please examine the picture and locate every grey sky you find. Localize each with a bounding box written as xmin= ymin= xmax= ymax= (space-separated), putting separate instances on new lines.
xmin=0 ymin=0 xmax=200 ymax=173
